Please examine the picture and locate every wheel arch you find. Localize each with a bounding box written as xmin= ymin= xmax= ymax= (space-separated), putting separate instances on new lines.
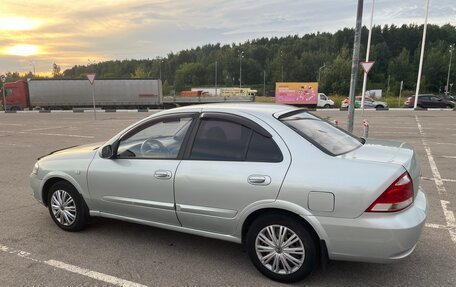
xmin=241 ymin=207 xmax=321 ymax=247
xmin=40 ymin=172 xmax=86 ymax=207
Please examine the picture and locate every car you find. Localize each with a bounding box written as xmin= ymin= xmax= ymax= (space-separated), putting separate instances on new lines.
xmin=404 ymin=94 xmax=455 ymax=108
xmin=30 ymin=103 xmax=427 ymax=283
xmin=317 ymin=93 xmax=335 ymax=109
xmin=341 ymin=96 xmax=388 ymax=109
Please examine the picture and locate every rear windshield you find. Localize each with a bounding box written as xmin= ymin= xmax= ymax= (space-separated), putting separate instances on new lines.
xmin=279 ymin=111 xmax=363 ymax=156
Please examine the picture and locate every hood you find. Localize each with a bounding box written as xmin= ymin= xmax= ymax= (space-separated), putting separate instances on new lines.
xmin=339 ymin=138 xmax=421 ymax=193
xmin=39 ymin=142 xmax=103 ymax=161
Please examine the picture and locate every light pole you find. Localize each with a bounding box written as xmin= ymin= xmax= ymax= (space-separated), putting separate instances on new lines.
xmin=29 ymin=60 xmax=36 ymax=75
xmin=280 ymin=50 xmax=284 ymax=82
xmin=414 ymin=0 xmax=430 ymax=109
xmin=263 ymin=70 xmax=266 ymax=96
xmin=445 ymin=44 xmax=454 ymax=95
xmin=318 ymin=63 xmax=326 ymax=82
xmin=361 ymin=0 xmax=375 ymax=114
xmin=239 ymin=51 xmax=244 ymax=89
xmin=215 ymin=61 xmax=218 ymax=96
xmin=347 ymin=0 xmax=364 ymax=133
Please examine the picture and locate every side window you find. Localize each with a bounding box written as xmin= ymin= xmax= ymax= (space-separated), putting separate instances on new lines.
xmin=190 ymin=119 xmax=251 ymax=161
xmin=117 ymin=117 xmax=193 ymax=159
xmin=5 ymin=89 xmax=13 ymax=97
xmin=190 ymin=117 xmax=283 ymax=162
xmin=246 ymin=131 xmax=283 ymax=162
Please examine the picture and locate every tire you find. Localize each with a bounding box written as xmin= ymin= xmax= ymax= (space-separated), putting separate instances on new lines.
xmin=246 ymin=214 xmax=318 ymax=283
xmin=446 ymin=105 xmax=453 ymax=109
xmin=375 ymin=105 xmax=383 ymax=109
xmin=323 ymin=104 xmax=330 ymax=109
xmin=47 ymin=181 xmax=88 ymax=232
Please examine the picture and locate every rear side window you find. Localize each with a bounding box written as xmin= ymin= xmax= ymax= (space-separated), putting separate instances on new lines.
xmin=280 ymin=111 xmax=362 ymax=156
xmin=246 ymin=132 xmax=283 ymax=162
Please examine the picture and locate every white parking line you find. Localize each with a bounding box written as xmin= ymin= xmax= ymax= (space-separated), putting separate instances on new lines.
xmin=440 ymin=156 xmax=456 ymax=159
xmin=425 ymin=223 xmax=449 ymax=229
xmin=22 ymin=126 xmax=64 ymax=132
xmin=0 ymin=130 xmax=94 ymax=139
xmin=440 ymin=200 xmax=456 ymax=243
xmin=0 ymin=243 xmax=147 ymax=287
xmin=421 ymin=176 xmax=456 ymax=183
xmin=433 ymin=142 xmax=456 ymax=146
xmin=415 ymin=116 xmax=446 ymax=195
xmin=416 ymin=116 xmax=455 ymax=244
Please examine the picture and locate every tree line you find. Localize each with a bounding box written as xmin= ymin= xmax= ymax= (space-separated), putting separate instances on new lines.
xmin=4 ymin=24 xmax=456 ymax=97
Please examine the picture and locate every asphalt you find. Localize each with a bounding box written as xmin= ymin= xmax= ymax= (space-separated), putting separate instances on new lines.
xmin=0 ymin=109 xmax=455 ymax=287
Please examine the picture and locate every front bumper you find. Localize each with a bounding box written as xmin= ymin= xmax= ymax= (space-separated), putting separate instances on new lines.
xmin=316 ymin=187 xmax=427 ymax=263
xmin=30 ymin=174 xmax=45 ymax=205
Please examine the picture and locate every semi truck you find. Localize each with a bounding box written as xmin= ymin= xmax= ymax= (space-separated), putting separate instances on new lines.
xmin=2 ymin=78 xmax=254 ymax=110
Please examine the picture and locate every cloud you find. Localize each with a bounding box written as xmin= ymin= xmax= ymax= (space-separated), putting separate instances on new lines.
xmin=0 ymin=0 xmax=454 ymax=74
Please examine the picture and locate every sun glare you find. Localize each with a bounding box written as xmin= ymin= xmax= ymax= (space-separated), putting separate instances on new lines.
xmin=0 ymin=17 xmax=42 ymax=31
xmin=7 ymin=45 xmax=40 ymax=56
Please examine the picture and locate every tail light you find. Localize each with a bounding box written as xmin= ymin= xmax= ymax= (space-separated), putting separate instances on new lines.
xmin=366 ymin=172 xmax=414 ymax=212
xmin=343 ymin=98 xmax=349 ymax=104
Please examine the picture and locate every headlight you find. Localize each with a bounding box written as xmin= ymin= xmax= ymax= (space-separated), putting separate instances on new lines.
xmin=32 ymin=162 xmax=39 ymax=175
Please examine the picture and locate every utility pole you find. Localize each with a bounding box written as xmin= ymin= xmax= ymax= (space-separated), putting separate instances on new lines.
xmin=318 ymin=63 xmax=326 ymax=82
xmin=446 ymin=44 xmax=454 ymax=95
xmin=239 ymin=51 xmax=244 ymax=89
xmin=414 ymin=0 xmax=430 ymax=109
xmin=215 ymin=61 xmax=218 ymax=96
xmin=347 ymin=0 xmax=364 ymax=133
xmin=280 ymin=50 xmax=284 ymax=82
xmin=361 ymin=0 xmax=375 ymax=115
xmin=263 ymin=70 xmax=266 ymax=96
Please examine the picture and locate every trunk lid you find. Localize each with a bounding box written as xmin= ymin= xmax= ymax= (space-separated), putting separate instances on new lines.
xmin=339 ymin=138 xmax=421 ymax=195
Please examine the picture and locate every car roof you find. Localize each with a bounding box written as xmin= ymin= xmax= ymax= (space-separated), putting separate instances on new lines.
xmin=160 ymin=103 xmax=299 ymax=118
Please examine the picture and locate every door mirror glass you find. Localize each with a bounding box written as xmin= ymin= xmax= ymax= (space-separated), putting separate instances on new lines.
xmin=101 ymin=145 xmax=114 ymax=158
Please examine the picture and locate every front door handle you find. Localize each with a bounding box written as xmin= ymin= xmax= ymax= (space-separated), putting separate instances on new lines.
xmin=154 ymin=170 xmax=172 ymax=179
xmin=248 ymin=175 xmax=271 ymax=185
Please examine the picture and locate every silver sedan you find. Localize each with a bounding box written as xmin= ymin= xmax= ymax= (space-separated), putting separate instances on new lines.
xmin=30 ymin=103 xmax=427 ymax=283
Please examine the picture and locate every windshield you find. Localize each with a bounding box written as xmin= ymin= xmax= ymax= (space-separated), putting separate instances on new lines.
xmin=279 ymin=111 xmax=363 ymax=156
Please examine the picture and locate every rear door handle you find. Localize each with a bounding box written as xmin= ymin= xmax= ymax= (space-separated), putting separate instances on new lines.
xmin=248 ymin=175 xmax=271 ymax=186
xmin=154 ymin=170 xmax=172 ymax=179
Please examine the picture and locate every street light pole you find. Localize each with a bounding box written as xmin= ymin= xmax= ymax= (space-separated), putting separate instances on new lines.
xmin=239 ymin=51 xmax=244 ymax=89
xmin=347 ymin=0 xmax=364 ymax=133
xmin=446 ymin=44 xmax=454 ymax=95
xmin=280 ymin=50 xmax=284 ymax=82
xmin=30 ymin=60 xmax=36 ymax=75
xmin=361 ymin=0 xmax=375 ymax=115
xmin=263 ymin=70 xmax=266 ymax=96
xmin=215 ymin=61 xmax=218 ymax=96
xmin=414 ymin=0 xmax=430 ymax=109
xmin=318 ymin=63 xmax=326 ymax=82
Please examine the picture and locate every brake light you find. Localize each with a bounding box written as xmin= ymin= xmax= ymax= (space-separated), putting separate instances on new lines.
xmin=343 ymin=98 xmax=349 ymax=104
xmin=366 ymin=172 xmax=414 ymax=212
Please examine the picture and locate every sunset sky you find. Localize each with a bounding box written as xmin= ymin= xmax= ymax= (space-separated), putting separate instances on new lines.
xmin=0 ymin=0 xmax=454 ymax=75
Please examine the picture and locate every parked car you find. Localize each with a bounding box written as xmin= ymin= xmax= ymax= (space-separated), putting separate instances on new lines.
xmin=341 ymin=96 xmax=388 ymax=109
xmin=317 ymin=93 xmax=335 ymax=108
xmin=404 ymin=94 xmax=455 ymax=108
xmin=30 ymin=103 xmax=427 ymax=283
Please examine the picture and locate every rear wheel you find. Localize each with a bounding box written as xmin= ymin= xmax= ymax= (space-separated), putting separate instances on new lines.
xmin=47 ymin=181 xmax=88 ymax=231
xmin=246 ymin=214 xmax=317 ymax=283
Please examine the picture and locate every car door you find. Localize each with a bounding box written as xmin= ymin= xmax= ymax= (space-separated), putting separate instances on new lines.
xmin=430 ymin=96 xmax=445 ymax=108
xmin=364 ymin=97 xmax=374 ymax=108
xmin=174 ymin=112 xmax=291 ymax=235
xmin=419 ymin=96 xmax=430 ymax=108
xmin=88 ymin=113 xmax=197 ymax=225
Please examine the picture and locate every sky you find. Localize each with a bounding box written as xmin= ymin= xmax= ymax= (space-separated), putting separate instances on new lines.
xmin=0 ymin=0 xmax=454 ymax=75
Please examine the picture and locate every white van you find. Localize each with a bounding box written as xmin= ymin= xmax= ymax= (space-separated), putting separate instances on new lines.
xmin=317 ymin=93 xmax=334 ymax=108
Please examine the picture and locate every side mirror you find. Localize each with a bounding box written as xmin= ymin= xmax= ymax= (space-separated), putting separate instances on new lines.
xmin=101 ymin=145 xmax=114 ymax=159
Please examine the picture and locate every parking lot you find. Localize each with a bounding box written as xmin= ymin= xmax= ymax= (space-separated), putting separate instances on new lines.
xmin=0 ymin=109 xmax=455 ymax=286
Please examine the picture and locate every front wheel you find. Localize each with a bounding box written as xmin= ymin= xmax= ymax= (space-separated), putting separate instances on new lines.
xmin=246 ymin=214 xmax=318 ymax=283
xmin=48 ymin=181 xmax=88 ymax=232
xmin=323 ymin=104 xmax=330 ymax=109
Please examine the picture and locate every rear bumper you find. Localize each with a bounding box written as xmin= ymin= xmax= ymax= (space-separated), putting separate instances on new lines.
xmin=315 ymin=187 xmax=427 ymax=263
